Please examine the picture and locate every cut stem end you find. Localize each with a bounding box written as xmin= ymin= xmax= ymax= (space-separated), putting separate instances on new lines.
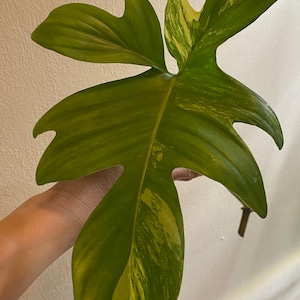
xmin=238 ymin=207 xmax=253 ymax=237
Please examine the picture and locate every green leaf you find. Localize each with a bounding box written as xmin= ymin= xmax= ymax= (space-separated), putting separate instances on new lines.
xmin=32 ymin=0 xmax=283 ymax=299
xmin=32 ymin=1 xmax=166 ymax=71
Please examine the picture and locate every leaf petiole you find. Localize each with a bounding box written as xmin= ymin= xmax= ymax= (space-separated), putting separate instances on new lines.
xmin=238 ymin=206 xmax=253 ymax=237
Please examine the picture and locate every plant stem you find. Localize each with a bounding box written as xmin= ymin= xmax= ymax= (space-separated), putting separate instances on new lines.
xmin=238 ymin=207 xmax=253 ymax=237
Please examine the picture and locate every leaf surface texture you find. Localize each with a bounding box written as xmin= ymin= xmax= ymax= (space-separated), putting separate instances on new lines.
xmin=32 ymin=0 xmax=283 ymax=298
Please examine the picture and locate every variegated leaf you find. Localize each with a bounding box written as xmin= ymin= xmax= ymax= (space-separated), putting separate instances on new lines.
xmin=32 ymin=0 xmax=283 ymax=299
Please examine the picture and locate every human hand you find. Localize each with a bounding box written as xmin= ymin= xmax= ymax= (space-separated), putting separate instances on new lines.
xmin=0 ymin=166 xmax=200 ymax=299
xmin=50 ymin=166 xmax=200 ymax=228
xmin=172 ymin=167 xmax=201 ymax=181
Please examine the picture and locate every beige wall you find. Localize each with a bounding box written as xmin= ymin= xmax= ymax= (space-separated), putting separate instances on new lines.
xmin=1 ymin=0 xmax=300 ymax=299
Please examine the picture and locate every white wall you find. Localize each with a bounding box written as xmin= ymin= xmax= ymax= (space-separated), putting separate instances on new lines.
xmin=1 ymin=0 xmax=300 ymax=299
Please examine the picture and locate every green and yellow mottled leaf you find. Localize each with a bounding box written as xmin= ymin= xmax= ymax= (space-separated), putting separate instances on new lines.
xmin=32 ymin=0 xmax=283 ymax=299
xmin=165 ymin=0 xmax=202 ymax=70
xmin=165 ymin=0 xmax=281 ymax=71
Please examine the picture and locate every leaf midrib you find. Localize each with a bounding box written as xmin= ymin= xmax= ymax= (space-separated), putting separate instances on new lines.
xmin=121 ymin=73 xmax=176 ymax=291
